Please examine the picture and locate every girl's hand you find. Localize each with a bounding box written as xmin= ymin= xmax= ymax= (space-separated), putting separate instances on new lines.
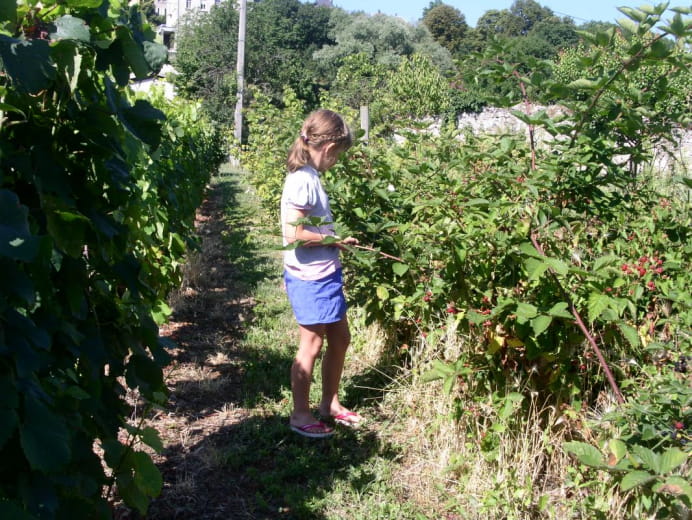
xmin=340 ymin=236 xmax=359 ymax=246
xmin=335 ymin=236 xmax=359 ymax=251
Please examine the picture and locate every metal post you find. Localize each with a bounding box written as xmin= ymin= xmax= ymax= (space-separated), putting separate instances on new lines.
xmin=234 ymin=0 xmax=247 ymax=142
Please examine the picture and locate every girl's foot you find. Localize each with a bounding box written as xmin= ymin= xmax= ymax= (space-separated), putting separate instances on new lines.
xmin=290 ymin=421 xmax=334 ymax=438
xmin=290 ymin=412 xmax=335 ymax=438
xmin=319 ymin=407 xmax=364 ymax=428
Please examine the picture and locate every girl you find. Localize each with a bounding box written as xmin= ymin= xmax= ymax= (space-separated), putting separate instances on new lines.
xmin=281 ymin=109 xmax=363 ymax=438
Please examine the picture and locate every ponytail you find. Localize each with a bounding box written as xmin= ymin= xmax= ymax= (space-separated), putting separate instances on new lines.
xmin=286 ymin=109 xmax=352 ymax=172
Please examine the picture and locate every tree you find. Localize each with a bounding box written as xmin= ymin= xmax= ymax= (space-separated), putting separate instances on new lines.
xmin=380 ymin=54 xmax=452 ymax=119
xmin=331 ymin=52 xmax=388 ymax=108
xmin=245 ymin=0 xmax=334 ymax=104
xmin=508 ymin=0 xmax=554 ymax=35
xmin=530 ymin=18 xmax=578 ymax=50
xmin=422 ymin=3 xmax=468 ymax=54
xmin=174 ymin=6 xmax=239 ymax=123
xmin=476 ymin=0 xmax=555 ymax=39
xmin=421 ymin=0 xmax=443 ymax=19
xmin=175 ymin=0 xmax=335 ymax=122
xmin=314 ymin=11 xmax=453 ymax=73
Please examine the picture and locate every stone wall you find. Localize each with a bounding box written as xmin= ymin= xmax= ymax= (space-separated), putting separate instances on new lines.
xmin=454 ymin=106 xmax=692 ymax=174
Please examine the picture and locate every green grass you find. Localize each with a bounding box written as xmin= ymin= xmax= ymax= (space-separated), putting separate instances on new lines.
xmin=208 ymin=165 xmax=658 ymax=520
xmin=214 ymin=166 xmax=423 ymax=519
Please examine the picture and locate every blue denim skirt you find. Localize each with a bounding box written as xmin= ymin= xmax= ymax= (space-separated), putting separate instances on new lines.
xmin=284 ymin=269 xmax=347 ymax=326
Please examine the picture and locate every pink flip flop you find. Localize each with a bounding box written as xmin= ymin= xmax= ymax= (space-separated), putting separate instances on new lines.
xmin=290 ymin=421 xmax=334 ymax=438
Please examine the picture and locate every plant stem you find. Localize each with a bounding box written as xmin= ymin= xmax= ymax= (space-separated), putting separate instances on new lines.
xmin=530 ymin=233 xmax=625 ymax=405
xmin=352 ymin=244 xmax=404 ymax=262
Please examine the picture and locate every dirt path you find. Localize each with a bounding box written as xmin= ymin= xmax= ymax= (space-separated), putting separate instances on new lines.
xmin=142 ymin=176 xmax=269 ymax=518
xmin=116 ymin=172 xmax=402 ymax=520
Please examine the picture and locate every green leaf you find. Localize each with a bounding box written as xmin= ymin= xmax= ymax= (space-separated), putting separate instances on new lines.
xmin=515 ymin=302 xmax=538 ymax=324
xmin=530 ymin=315 xmax=552 ymax=337
xmin=617 ymin=6 xmax=646 ymax=22
xmin=0 ymin=102 xmax=25 ymax=117
xmin=587 ymin=292 xmax=611 ymax=323
xmin=593 ymin=254 xmax=619 ymax=272
xmin=0 ymin=190 xmax=41 ymax=262
xmin=46 ymin=210 xmax=91 ymax=258
xmin=132 ymin=451 xmax=163 ymax=496
xmin=7 ymin=310 xmax=50 ymax=350
xmin=0 ymin=0 xmax=16 ymax=23
xmin=420 ymin=362 xmax=448 ymax=383
xmin=498 ymin=392 xmax=524 ymax=419
xmin=659 ymin=448 xmax=688 ymax=474
xmin=657 ymin=476 xmax=692 ymax=498
xmin=608 ymin=439 xmax=628 ymax=464
xmin=19 ymin=397 xmax=71 ymax=472
xmin=564 ymin=441 xmax=603 ymax=467
xmin=120 ymin=99 xmax=165 ymax=148
xmin=518 ymin=242 xmax=542 ymax=258
xmin=142 ymin=41 xmax=168 ymax=72
xmin=49 ymin=15 xmax=90 ymax=42
xmin=547 ymin=302 xmax=573 ymax=319
xmin=65 ymin=0 xmax=104 ymax=6
xmin=0 ymin=500 xmax=37 ymax=520
xmin=117 ymin=26 xmax=150 ymax=79
xmin=51 ymin=40 xmax=84 ymax=94
xmin=376 ymin=285 xmax=389 ymax=301
xmin=617 ymin=17 xmax=640 ymax=35
xmin=662 ymin=13 xmax=689 ymax=37
xmin=525 ymin=257 xmax=549 ymax=281
xmin=125 ymin=355 xmax=164 ymax=398
xmin=140 ymin=427 xmax=164 ymax=454
xmin=151 ymin=299 xmax=172 ymax=325
xmin=0 ymin=36 xmax=55 ymax=94
xmin=0 ymin=409 xmax=18 ymax=450
xmin=392 ymin=262 xmax=409 ymax=276
xmin=544 ymin=257 xmax=568 ymax=275
xmin=568 ymin=78 xmax=599 ymax=90
xmin=463 ymin=198 xmax=490 ymax=207
xmin=633 ymin=445 xmax=660 ymax=474
xmin=466 ymin=309 xmax=487 ymax=325
xmin=621 ymin=470 xmax=656 ymax=491
xmin=617 ymin=323 xmax=640 ymax=348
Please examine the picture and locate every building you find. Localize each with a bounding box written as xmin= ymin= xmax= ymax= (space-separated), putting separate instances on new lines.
xmin=157 ymin=0 xmax=331 ymax=51
xmin=158 ymin=0 xmax=230 ymax=50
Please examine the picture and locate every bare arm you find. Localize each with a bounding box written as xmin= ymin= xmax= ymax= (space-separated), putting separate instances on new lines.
xmin=283 ymin=208 xmax=359 ymax=248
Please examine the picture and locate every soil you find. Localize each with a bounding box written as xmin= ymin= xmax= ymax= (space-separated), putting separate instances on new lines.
xmin=117 ymin=182 xmax=261 ymax=519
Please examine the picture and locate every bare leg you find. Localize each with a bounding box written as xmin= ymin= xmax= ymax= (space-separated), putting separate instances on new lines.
xmin=291 ymin=323 xmax=325 ymax=427
xmin=319 ymin=315 xmax=354 ymax=418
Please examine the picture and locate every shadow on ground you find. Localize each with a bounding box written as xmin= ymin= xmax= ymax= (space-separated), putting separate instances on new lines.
xmin=126 ymin=173 xmax=400 ymax=520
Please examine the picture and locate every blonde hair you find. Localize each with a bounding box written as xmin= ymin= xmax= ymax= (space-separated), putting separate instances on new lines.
xmin=286 ymin=109 xmax=353 ymax=172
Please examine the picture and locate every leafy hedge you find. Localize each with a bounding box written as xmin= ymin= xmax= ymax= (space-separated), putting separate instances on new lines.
xmin=242 ymin=6 xmax=691 ymax=516
xmin=0 ymin=1 xmax=225 ymax=517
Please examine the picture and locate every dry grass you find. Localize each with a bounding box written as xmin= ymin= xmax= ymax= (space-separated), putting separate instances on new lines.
xmin=354 ymin=317 xmax=619 ymax=519
xmin=115 ymin=169 xmax=652 ymax=520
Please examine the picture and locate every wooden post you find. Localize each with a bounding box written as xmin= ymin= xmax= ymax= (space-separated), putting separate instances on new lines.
xmin=360 ymin=105 xmax=369 ymax=144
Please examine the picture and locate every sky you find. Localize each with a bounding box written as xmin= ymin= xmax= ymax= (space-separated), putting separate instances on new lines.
xmin=332 ymin=0 xmax=641 ymax=26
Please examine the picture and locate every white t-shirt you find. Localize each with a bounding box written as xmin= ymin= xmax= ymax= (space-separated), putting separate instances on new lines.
xmin=280 ymin=166 xmax=341 ymax=280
